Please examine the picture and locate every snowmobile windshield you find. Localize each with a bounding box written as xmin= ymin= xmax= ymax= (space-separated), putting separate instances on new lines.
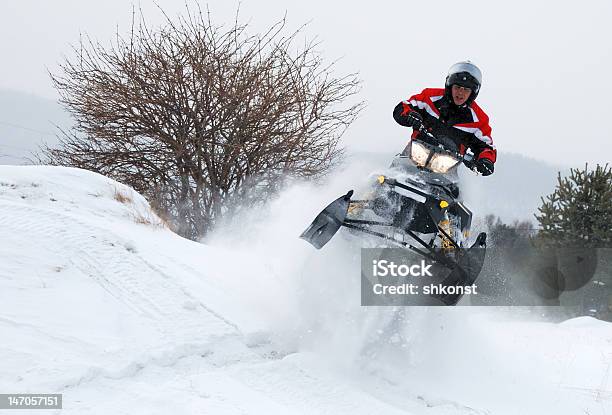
xmin=410 ymin=141 xmax=461 ymax=174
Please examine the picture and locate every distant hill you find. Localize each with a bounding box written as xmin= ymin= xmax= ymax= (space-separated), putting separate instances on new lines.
xmin=460 ymin=151 xmax=569 ymax=225
xmin=0 ymin=89 xmax=71 ymax=165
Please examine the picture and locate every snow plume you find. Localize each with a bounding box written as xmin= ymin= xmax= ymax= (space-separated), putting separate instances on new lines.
xmin=204 ymin=156 xmax=406 ymax=358
xmin=205 ymin=155 xmax=492 ymax=371
xmin=205 ymin=154 xmax=612 ymax=414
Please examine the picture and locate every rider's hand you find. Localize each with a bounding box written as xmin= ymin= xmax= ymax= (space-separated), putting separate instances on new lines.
xmin=476 ymin=158 xmax=494 ymax=176
xmin=405 ymin=111 xmax=423 ymax=130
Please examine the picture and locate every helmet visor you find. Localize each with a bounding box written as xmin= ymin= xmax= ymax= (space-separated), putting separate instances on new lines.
xmin=447 ymin=72 xmax=479 ymax=91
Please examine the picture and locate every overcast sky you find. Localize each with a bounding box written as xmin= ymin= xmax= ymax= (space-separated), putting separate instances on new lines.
xmin=1 ymin=0 xmax=610 ymax=166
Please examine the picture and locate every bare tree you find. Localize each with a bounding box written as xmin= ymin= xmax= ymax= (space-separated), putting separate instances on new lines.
xmin=40 ymin=6 xmax=363 ymax=239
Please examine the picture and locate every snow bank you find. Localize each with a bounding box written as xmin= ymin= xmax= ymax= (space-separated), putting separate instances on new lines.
xmin=1 ymin=165 xmax=611 ymax=414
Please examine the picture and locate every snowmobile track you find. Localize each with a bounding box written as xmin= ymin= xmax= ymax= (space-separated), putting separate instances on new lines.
xmin=0 ymin=200 xmax=235 ymax=341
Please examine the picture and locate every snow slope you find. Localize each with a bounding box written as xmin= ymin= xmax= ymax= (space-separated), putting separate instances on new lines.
xmin=0 ymin=165 xmax=611 ymax=415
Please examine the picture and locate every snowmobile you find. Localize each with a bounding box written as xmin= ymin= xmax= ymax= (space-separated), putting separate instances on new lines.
xmin=300 ymin=126 xmax=488 ymax=305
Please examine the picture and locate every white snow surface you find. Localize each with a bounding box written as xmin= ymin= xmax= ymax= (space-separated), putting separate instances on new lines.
xmin=1 ymin=165 xmax=611 ymax=415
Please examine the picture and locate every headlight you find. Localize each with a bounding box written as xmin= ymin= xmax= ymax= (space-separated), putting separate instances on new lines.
xmin=429 ymin=153 xmax=460 ymax=173
xmin=410 ymin=141 xmax=431 ymax=167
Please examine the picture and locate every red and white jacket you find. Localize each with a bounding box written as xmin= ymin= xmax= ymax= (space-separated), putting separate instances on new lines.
xmin=393 ymin=88 xmax=496 ymax=163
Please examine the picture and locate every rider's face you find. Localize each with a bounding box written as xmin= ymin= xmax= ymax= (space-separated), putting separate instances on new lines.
xmin=451 ymin=84 xmax=472 ymax=106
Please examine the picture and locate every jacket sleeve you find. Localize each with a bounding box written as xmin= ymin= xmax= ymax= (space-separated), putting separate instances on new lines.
xmin=463 ymin=103 xmax=497 ymax=163
xmin=472 ymin=119 xmax=496 ymax=163
xmin=393 ymin=88 xmax=441 ymax=127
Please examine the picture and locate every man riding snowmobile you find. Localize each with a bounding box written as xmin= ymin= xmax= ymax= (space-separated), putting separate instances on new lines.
xmin=393 ymin=61 xmax=496 ymax=177
xmin=299 ymin=61 xmax=494 ymax=305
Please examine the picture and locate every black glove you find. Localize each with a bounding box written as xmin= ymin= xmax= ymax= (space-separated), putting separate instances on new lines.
xmin=405 ymin=111 xmax=423 ymax=130
xmin=475 ymin=158 xmax=494 ymax=176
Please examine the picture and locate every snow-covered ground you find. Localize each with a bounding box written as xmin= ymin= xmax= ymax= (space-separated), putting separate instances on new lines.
xmin=1 ymin=165 xmax=611 ymax=415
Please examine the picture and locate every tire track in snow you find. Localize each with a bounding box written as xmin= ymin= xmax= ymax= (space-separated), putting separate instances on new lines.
xmin=0 ymin=200 xmax=235 ymax=341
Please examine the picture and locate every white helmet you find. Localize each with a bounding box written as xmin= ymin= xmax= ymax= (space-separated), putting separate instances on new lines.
xmin=445 ymin=61 xmax=482 ymax=103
